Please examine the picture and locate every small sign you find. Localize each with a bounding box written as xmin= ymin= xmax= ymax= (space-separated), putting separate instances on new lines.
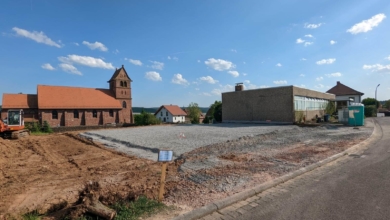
xmin=349 ymin=110 xmax=355 ymax=118
xmin=158 ymin=150 xmax=173 ymax=162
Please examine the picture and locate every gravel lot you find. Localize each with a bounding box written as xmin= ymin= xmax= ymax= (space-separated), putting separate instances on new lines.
xmin=81 ymin=124 xmax=294 ymax=160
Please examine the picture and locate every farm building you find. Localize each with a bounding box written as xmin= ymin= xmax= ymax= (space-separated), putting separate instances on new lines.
xmin=326 ymin=81 xmax=364 ymax=110
xmin=222 ymin=84 xmax=335 ymax=123
xmin=154 ymin=105 xmax=187 ymax=123
xmin=1 ymin=65 xmax=134 ymax=127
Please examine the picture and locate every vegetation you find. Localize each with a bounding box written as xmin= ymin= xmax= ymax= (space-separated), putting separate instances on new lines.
xmin=26 ymin=121 xmax=53 ymax=134
xmin=22 ymin=210 xmax=42 ymax=220
xmin=364 ymin=105 xmax=376 ymax=117
xmin=384 ymin=100 xmax=390 ymax=110
xmin=187 ymin=102 xmax=201 ymax=124
xmin=362 ymin=98 xmax=380 ymax=108
xmin=294 ymin=111 xmax=305 ymax=123
xmin=325 ymin=101 xmax=336 ymax=115
xmin=111 ymin=196 xmax=165 ymax=220
xmin=134 ymin=110 xmax=161 ymax=125
xmin=213 ymin=102 xmax=222 ymax=122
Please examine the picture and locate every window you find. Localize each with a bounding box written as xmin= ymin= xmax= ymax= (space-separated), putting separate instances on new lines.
xmin=124 ymin=81 xmax=127 ymax=87
xmin=122 ymin=101 xmax=127 ymax=108
xmin=74 ymin=110 xmax=79 ymax=119
xmin=52 ymin=110 xmax=58 ymax=119
xmin=120 ymin=81 xmax=124 ymax=87
xmin=166 ymin=112 xmax=168 ymax=116
xmin=109 ymin=109 xmax=113 ymax=117
xmin=93 ymin=110 xmax=97 ymax=118
xmin=160 ymin=112 xmax=162 ymax=116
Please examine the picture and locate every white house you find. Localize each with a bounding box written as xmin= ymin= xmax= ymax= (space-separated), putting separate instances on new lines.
xmin=154 ymin=105 xmax=187 ymax=123
xmin=327 ymin=81 xmax=364 ymax=110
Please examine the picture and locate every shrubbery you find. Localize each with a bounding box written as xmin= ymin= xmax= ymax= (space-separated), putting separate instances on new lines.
xmin=26 ymin=121 xmax=53 ymax=133
xmin=364 ymin=105 xmax=376 ymax=117
xmin=134 ymin=110 xmax=162 ymax=126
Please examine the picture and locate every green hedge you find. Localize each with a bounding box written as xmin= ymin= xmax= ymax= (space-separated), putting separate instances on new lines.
xmin=364 ymin=105 xmax=376 ymax=117
xmin=134 ymin=111 xmax=162 ymax=126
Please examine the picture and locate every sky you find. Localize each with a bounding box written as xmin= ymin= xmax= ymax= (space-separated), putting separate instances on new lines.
xmin=0 ymin=0 xmax=389 ymax=107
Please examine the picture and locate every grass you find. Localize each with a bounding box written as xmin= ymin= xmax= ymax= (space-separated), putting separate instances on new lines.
xmin=112 ymin=196 xmax=165 ymax=220
xmin=22 ymin=210 xmax=42 ymax=220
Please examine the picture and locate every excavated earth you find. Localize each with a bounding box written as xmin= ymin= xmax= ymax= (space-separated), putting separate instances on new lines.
xmin=0 ymin=121 xmax=374 ymax=219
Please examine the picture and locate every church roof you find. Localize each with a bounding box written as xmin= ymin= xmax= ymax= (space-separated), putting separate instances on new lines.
xmin=2 ymin=94 xmax=38 ymax=109
xmin=326 ymin=81 xmax=364 ymax=96
xmin=37 ymin=85 xmax=122 ymax=109
xmin=108 ymin=65 xmax=133 ymax=82
xmin=154 ymin=105 xmax=187 ymax=116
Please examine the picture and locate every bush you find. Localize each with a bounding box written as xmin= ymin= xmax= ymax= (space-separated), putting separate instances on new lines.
xmin=213 ymin=102 xmax=222 ymax=122
xmin=364 ymin=105 xmax=376 ymax=117
xmin=26 ymin=122 xmax=41 ymax=132
xmin=135 ymin=110 xmax=161 ymax=126
xmin=202 ymin=117 xmax=210 ymax=124
xmin=42 ymin=121 xmax=53 ymax=133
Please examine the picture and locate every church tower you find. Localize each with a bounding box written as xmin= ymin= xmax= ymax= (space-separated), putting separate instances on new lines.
xmin=108 ymin=65 xmax=133 ymax=123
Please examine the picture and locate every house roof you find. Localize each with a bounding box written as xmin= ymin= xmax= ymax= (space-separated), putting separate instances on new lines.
xmin=108 ymin=65 xmax=133 ymax=82
xmin=2 ymin=94 xmax=38 ymax=109
xmin=37 ymin=85 xmax=122 ymax=109
xmin=154 ymin=105 xmax=187 ymax=116
xmin=326 ymin=81 xmax=364 ymax=96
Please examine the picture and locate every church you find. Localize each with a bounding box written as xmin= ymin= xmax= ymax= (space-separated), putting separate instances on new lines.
xmin=1 ymin=65 xmax=134 ymax=127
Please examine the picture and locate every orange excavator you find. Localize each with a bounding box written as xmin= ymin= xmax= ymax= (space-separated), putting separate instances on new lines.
xmin=0 ymin=109 xmax=30 ymax=139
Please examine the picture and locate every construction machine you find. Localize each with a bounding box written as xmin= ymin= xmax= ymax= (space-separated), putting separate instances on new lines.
xmin=0 ymin=109 xmax=30 ymax=139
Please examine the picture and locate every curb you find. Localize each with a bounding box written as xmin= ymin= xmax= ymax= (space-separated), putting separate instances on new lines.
xmin=172 ymin=119 xmax=381 ymax=220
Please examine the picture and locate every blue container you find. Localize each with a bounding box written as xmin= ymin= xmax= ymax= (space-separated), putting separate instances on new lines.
xmin=348 ymin=104 xmax=364 ymax=126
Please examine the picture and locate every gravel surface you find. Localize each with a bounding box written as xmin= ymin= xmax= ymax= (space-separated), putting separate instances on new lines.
xmin=81 ymin=124 xmax=294 ymax=160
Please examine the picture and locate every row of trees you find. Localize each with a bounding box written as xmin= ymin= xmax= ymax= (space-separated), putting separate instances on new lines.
xmin=187 ymin=101 xmax=222 ymax=124
xmin=361 ymin=98 xmax=390 ymax=117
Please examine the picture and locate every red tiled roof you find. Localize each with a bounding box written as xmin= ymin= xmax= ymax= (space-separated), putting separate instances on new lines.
xmin=154 ymin=105 xmax=187 ymax=116
xmin=37 ymin=85 xmax=122 ymax=109
xmin=2 ymin=94 xmax=38 ymax=109
xmin=326 ymin=81 xmax=364 ymax=96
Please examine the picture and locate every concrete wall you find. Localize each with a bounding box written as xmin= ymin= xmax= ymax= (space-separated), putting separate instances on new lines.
xmin=222 ymin=86 xmax=294 ymax=123
xmin=292 ymin=87 xmax=335 ymax=100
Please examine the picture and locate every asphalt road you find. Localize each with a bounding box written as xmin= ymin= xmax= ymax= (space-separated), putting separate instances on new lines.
xmin=234 ymin=118 xmax=389 ymax=220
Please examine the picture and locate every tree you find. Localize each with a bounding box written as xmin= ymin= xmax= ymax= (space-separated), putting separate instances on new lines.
xmin=362 ymin=98 xmax=380 ymax=108
xmin=187 ymin=102 xmax=201 ymax=124
xmin=206 ymin=101 xmax=222 ymax=121
xmin=213 ymin=102 xmax=222 ymax=122
xmin=134 ymin=110 xmax=161 ymax=126
xmin=384 ymin=100 xmax=390 ymax=110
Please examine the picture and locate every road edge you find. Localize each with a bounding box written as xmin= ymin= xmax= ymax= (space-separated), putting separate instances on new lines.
xmin=172 ymin=118 xmax=381 ymax=220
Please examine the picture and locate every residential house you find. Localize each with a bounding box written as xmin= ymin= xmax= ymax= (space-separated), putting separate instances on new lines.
xmin=1 ymin=65 xmax=134 ymax=127
xmin=326 ymin=81 xmax=364 ymax=110
xmin=154 ymin=105 xmax=187 ymax=123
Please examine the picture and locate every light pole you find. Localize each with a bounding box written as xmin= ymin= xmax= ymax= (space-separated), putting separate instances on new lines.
xmin=375 ymin=84 xmax=380 ymax=113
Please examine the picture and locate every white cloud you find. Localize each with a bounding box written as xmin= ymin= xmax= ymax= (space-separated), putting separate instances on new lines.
xmin=59 ymin=63 xmax=82 ymax=75
xmin=304 ymin=42 xmax=313 ymax=46
xmin=276 ymin=63 xmax=282 ymax=67
xmin=149 ymin=61 xmax=164 ymax=70
xmin=73 ymin=42 xmax=79 ymax=46
xmin=12 ymin=27 xmax=61 ymax=48
xmin=347 ymin=13 xmax=386 ymax=34
xmin=363 ymin=64 xmax=390 ymax=73
xmin=273 ymin=80 xmax=287 ymax=85
xmin=202 ymin=92 xmax=212 ymax=96
xmin=304 ymin=23 xmax=323 ymax=29
xmin=316 ymin=58 xmax=336 ymax=65
xmin=82 ymin=41 xmax=108 ymax=51
xmin=205 ymin=58 xmax=235 ymax=71
xmin=242 ymin=73 xmax=247 ymax=76
xmin=58 ymin=55 xmax=115 ymax=69
xmin=330 ymin=40 xmax=337 ymax=45
xmin=227 ymin=70 xmax=239 ymax=77
xmin=231 ymin=49 xmax=237 ymax=53
xmin=197 ymin=60 xmax=201 ymax=63
xmin=295 ymin=84 xmax=306 ymax=88
xmin=305 ymin=34 xmax=313 ymax=38
xmin=325 ymin=72 xmax=342 ymax=77
xmin=315 ymin=84 xmax=325 ymax=89
xmin=300 ymin=58 xmax=307 ymax=61
xmin=167 ymin=56 xmax=178 ymax=61
xmin=128 ymin=59 xmax=142 ymax=66
xmin=244 ymin=80 xmax=250 ymax=84
xmin=212 ymin=84 xmax=235 ymax=96
xmin=316 ymin=76 xmax=324 ymax=81
xmin=172 ymin=73 xmax=189 ymax=85
xmin=200 ymin=76 xmax=219 ymax=84
xmin=385 ymin=56 xmax=390 ymax=61
xmin=211 ymin=89 xmax=222 ymax=96
xmin=145 ymin=71 xmax=162 ymax=81
xmin=41 ymin=63 xmax=55 ymax=70
xmin=259 ymin=85 xmax=270 ymax=89
xmin=300 ymin=74 xmax=305 ymax=77
xmin=296 ymin=38 xmax=305 ymax=44
xmin=113 ymin=49 xmax=119 ymax=54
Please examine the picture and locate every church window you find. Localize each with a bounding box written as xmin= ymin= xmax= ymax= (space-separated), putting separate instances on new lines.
xmin=74 ymin=110 xmax=79 ymax=119
xmin=109 ymin=109 xmax=114 ymax=117
xmin=52 ymin=110 xmax=58 ymax=119
xmin=93 ymin=110 xmax=97 ymax=118
xmin=122 ymin=101 xmax=127 ymax=108
xmin=124 ymin=81 xmax=127 ymax=87
xmin=120 ymin=81 xmax=124 ymax=87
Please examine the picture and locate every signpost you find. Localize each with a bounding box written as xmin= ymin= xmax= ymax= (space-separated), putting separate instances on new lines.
xmin=158 ymin=150 xmax=173 ymax=202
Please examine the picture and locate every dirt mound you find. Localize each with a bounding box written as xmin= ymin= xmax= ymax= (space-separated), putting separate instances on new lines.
xmin=0 ymin=133 xmax=179 ymax=218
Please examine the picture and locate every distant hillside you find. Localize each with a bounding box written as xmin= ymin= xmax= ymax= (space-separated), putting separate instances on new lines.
xmin=133 ymin=106 xmax=209 ymax=114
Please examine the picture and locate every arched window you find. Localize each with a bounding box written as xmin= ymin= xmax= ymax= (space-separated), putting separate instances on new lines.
xmin=122 ymin=101 xmax=127 ymax=108
xmin=92 ymin=110 xmax=97 ymax=118
xmin=52 ymin=110 xmax=58 ymax=119
xmin=74 ymin=110 xmax=79 ymax=119
xmin=124 ymin=81 xmax=127 ymax=87
xmin=120 ymin=81 xmax=124 ymax=87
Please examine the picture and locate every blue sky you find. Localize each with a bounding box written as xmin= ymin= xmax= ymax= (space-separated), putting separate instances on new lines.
xmin=1 ymin=0 xmax=389 ymax=107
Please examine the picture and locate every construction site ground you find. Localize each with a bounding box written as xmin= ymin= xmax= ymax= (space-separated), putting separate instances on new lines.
xmin=0 ymin=121 xmax=374 ymax=219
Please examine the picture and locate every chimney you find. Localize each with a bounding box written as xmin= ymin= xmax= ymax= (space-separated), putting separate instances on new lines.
xmin=235 ymin=83 xmax=244 ymax=92
xmin=122 ymin=64 xmax=124 ymax=68
xmin=337 ymin=81 xmax=340 ymax=85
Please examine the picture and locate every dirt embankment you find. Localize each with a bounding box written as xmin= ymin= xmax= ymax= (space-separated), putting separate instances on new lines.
xmin=0 ymin=133 xmax=179 ymax=219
